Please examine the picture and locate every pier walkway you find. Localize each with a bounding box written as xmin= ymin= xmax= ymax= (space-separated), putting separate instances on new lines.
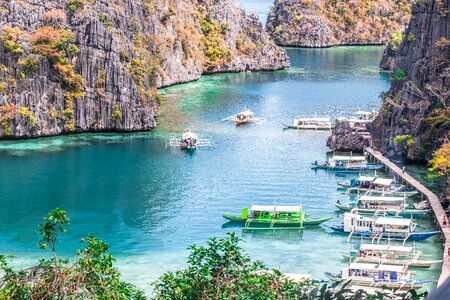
xmin=365 ymin=147 xmax=450 ymax=286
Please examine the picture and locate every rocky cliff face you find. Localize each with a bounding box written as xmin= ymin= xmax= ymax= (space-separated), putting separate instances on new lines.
xmin=266 ymin=0 xmax=411 ymax=47
xmin=372 ymin=0 xmax=450 ymax=161
xmin=327 ymin=121 xmax=371 ymax=152
xmin=0 ymin=0 xmax=288 ymax=139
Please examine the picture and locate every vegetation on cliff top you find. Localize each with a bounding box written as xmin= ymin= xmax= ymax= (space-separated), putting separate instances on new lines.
xmin=267 ymin=0 xmax=412 ymax=47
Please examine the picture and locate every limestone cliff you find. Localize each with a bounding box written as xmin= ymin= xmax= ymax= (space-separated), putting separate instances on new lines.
xmin=266 ymin=0 xmax=411 ymax=48
xmin=0 ymin=0 xmax=288 ymax=139
xmin=371 ymin=0 xmax=450 ymax=161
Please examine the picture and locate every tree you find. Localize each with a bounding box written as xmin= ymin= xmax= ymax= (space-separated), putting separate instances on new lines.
xmin=429 ymin=142 xmax=450 ymax=176
xmin=0 ymin=208 xmax=145 ymax=299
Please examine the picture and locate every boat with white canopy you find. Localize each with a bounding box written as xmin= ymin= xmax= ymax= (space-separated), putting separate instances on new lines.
xmin=341 ymin=243 xmax=442 ymax=268
xmin=222 ymin=109 xmax=266 ymax=125
xmin=324 ymin=262 xmax=431 ymax=290
xmin=169 ymin=130 xmax=214 ymax=150
xmin=339 ymin=176 xmax=418 ymax=197
xmin=283 ymin=117 xmax=333 ymax=130
xmin=335 ymin=195 xmax=431 ymax=217
xmin=327 ymin=212 xmax=439 ymax=243
xmin=312 ymin=154 xmax=384 ymax=172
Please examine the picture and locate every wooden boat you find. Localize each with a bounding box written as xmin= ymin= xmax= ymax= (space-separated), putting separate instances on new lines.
xmin=335 ymin=196 xmax=431 ymax=217
xmin=312 ymin=155 xmax=384 ymax=172
xmin=169 ymin=130 xmax=214 ymax=150
xmin=327 ymin=212 xmax=439 ymax=243
xmin=222 ymin=109 xmax=266 ymax=125
xmin=341 ymin=243 xmax=442 ymax=268
xmin=223 ymin=205 xmax=332 ymax=230
xmin=339 ymin=176 xmax=419 ymax=197
xmin=324 ymin=262 xmax=431 ymax=290
xmin=283 ymin=117 xmax=333 ymax=130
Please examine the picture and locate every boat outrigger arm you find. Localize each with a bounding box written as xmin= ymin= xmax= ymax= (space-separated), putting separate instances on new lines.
xmin=243 ymin=206 xmax=306 ymax=231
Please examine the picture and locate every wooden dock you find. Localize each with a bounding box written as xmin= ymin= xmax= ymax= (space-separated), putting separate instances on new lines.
xmin=365 ymin=147 xmax=450 ymax=286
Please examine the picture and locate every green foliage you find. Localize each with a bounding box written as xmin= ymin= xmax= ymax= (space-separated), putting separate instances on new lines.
xmin=200 ymin=16 xmax=233 ymax=71
xmin=19 ymin=107 xmax=38 ymax=127
xmin=0 ymin=25 xmax=25 ymax=54
xmin=0 ymin=82 xmax=6 ymax=92
xmin=111 ymin=103 xmax=122 ymax=123
xmin=429 ymin=142 xmax=450 ymax=176
xmin=394 ymin=134 xmax=414 ymax=147
xmin=18 ymin=55 xmax=40 ymax=74
xmin=0 ymin=208 xmax=145 ymax=299
xmin=406 ymin=32 xmax=416 ymax=42
xmin=392 ymin=68 xmax=406 ymax=81
xmin=390 ymin=30 xmax=403 ymax=51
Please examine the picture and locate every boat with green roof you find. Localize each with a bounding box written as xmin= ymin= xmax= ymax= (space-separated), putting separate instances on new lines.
xmin=222 ymin=205 xmax=332 ymax=230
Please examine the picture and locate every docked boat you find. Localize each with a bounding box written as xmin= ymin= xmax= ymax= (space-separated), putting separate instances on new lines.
xmin=335 ymin=196 xmax=431 ymax=217
xmin=341 ymin=243 xmax=442 ymax=268
xmin=283 ymin=117 xmax=333 ymax=130
xmin=222 ymin=109 xmax=266 ymax=125
xmin=312 ymin=154 xmax=384 ymax=172
xmin=338 ymin=176 xmax=418 ymax=197
xmin=223 ymin=205 xmax=332 ymax=230
xmin=169 ymin=130 xmax=214 ymax=150
xmin=324 ymin=262 xmax=431 ymax=290
xmin=327 ymin=212 xmax=439 ymax=243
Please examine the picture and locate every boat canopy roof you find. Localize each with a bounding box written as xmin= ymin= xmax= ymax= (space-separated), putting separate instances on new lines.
xmin=373 ymin=178 xmax=394 ymax=186
xmin=375 ymin=217 xmax=411 ymax=226
xmin=182 ymin=131 xmax=199 ymax=140
xmin=250 ymin=205 xmax=302 ymax=213
xmin=377 ymin=265 xmax=406 ymax=272
xmin=296 ymin=117 xmax=330 ymax=122
xmin=332 ymin=155 xmax=366 ymax=161
xmin=357 ymin=176 xmax=376 ymax=182
xmin=348 ymin=118 xmax=371 ymax=123
xmin=349 ymin=263 xmax=378 ymax=270
xmin=359 ymin=244 xmax=412 ymax=252
xmin=359 ymin=196 xmax=405 ymax=203
xmin=238 ymin=109 xmax=254 ymax=117
xmin=355 ymin=111 xmax=373 ymax=115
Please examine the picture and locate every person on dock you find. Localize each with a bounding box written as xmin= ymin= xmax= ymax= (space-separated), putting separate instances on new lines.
xmin=402 ymin=166 xmax=405 ymax=173
xmin=443 ymin=216 xmax=447 ymax=227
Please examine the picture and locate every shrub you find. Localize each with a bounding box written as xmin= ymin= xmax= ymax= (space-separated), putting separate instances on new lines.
xmin=111 ymin=103 xmax=122 ymax=122
xmin=19 ymin=107 xmax=38 ymax=127
xmin=18 ymin=55 xmax=40 ymax=74
xmin=0 ymin=25 xmax=25 ymax=54
xmin=392 ymin=68 xmax=406 ymax=81
xmin=200 ymin=16 xmax=233 ymax=71
xmin=0 ymin=208 xmax=145 ymax=299
xmin=394 ymin=134 xmax=414 ymax=147
xmin=390 ymin=30 xmax=404 ymax=51
xmin=429 ymin=142 xmax=450 ymax=175
xmin=0 ymin=82 xmax=6 ymax=92
xmin=406 ymin=32 xmax=416 ymax=42
xmin=43 ymin=9 xmax=67 ymax=27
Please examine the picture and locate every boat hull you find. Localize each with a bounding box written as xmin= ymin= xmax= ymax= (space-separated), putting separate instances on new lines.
xmin=328 ymin=225 xmax=440 ymax=241
xmin=324 ymin=273 xmax=425 ymax=290
xmin=282 ymin=123 xmax=332 ymax=131
xmin=335 ymin=204 xmax=431 ymax=217
xmin=353 ymin=258 xmax=439 ymax=268
xmin=222 ymin=213 xmax=332 ymax=226
xmin=311 ymin=164 xmax=384 ymax=172
xmin=345 ymin=187 xmax=419 ymax=197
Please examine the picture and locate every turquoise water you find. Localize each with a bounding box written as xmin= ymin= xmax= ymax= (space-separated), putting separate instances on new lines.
xmin=0 ymin=47 xmax=443 ymax=294
xmin=238 ymin=0 xmax=274 ymax=23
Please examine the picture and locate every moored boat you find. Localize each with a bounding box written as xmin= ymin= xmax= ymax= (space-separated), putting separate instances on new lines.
xmin=283 ymin=117 xmax=333 ymax=130
xmin=169 ymin=130 xmax=214 ymax=150
xmin=339 ymin=176 xmax=419 ymax=197
xmin=335 ymin=196 xmax=431 ymax=217
xmin=324 ymin=262 xmax=431 ymax=290
xmin=312 ymin=154 xmax=384 ymax=172
xmin=222 ymin=109 xmax=266 ymax=125
xmin=222 ymin=205 xmax=332 ymax=230
xmin=327 ymin=212 xmax=439 ymax=243
xmin=341 ymin=243 xmax=442 ymax=268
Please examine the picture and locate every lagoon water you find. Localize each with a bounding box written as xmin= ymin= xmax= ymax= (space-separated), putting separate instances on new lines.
xmin=0 ymin=47 xmax=444 ymax=293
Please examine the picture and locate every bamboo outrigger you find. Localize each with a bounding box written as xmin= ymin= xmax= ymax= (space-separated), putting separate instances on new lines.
xmin=282 ymin=117 xmax=333 ymax=130
xmin=338 ymin=176 xmax=419 ymax=197
xmin=169 ymin=130 xmax=214 ymax=150
xmin=312 ymin=154 xmax=384 ymax=173
xmin=223 ymin=205 xmax=332 ymax=230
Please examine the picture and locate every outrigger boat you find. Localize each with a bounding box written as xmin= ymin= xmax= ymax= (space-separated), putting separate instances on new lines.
xmin=341 ymin=243 xmax=442 ymax=268
xmin=222 ymin=109 xmax=266 ymax=125
xmin=282 ymin=117 xmax=333 ymax=130
xmin=327 ymin=212 xmax=439 ymax=243
xmin=222 ymin=205 xmax=332 ymax=230
xmin=169 ymin=130 xmax=214 ymax=150
xmin=335 ymin=196 xmax=431 ymax=217
xmin=324 ymin=262 xmax=431 ymax=290
xmin=312 ymin=155 xmax=384 ymax=173
xmin=338 ymin=176 xmax=418 ymax=197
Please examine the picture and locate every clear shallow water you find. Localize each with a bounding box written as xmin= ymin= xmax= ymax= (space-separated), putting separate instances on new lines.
xmin=0 ymin=47 xmax=443 ymax=294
